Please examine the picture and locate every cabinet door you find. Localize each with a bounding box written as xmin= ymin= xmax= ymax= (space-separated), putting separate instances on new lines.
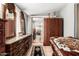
xmin=0 ymin=30 xmax=4 ymax=44
xmin=50 ymin=19 xmax=55 ymax=37
xmin=54 ymin=19 xmax=59 ymax=36
xmin=58 ymin=18 xmax=63 ymax=37
xmin=0 ymin=21 xmax=5 ymax=53
xmin=0 ymin=22 xmax=4 ymax=29
xmin=0 ymin=32 xmax=5 ymax=53
xmin=50 ymin=18 xmax=63 ymax=37
xmin=44 ymin=18 xmax=63 ymax=46
xmin=44 ymin=18 xmax=51 ymax=46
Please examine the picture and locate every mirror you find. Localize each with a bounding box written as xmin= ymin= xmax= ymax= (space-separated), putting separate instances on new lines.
xmin=4 ymin=3 xmax=16 ymax=39
xmin=19 ymin=11 xmax=26 ymax=35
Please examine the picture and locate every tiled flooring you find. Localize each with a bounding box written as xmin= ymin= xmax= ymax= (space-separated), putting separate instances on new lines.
xmin=27 ymin=42 xmax=53 ymax=56
xmin=43 ymin=46 xmax=53 ymax=56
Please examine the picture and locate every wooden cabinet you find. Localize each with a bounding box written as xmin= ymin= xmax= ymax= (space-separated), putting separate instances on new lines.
xmin=0 ymin=20 xmax=7 ymax=53
xmin=44 ymin=18 xmax=63 ymax=46
xmin=5 ymin=35 xmax=32 ymax=56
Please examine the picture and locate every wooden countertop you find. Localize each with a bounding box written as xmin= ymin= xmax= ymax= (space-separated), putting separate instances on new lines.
xmin=5 ymin=34 xmax=32 ymax=44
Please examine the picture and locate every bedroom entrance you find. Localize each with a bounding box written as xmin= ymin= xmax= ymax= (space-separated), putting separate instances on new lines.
xmin=32 ymin=17 xmax=44 ymax=43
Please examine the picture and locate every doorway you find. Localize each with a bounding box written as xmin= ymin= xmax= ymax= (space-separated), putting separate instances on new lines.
xmin=32 ymin=17 xmax=44 ymax=43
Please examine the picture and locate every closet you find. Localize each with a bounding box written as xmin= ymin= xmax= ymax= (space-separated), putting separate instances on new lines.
xmin=44 ymin=18 xmax=63 ymax=46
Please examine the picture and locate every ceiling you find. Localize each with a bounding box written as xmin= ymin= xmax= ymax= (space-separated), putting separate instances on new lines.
xmin=16 ymin=3 xmax=67 ymax=15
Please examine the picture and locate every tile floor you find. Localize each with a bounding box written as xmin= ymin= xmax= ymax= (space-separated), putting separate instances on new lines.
xmin=27 ymin=42 xmax=53 ymax=56
xmin=43 ymin=46 xmax=53 ymax=56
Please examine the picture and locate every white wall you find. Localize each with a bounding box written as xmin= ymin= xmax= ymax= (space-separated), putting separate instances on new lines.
xmin=60 ymin=4 xmax=74 ymax=37
xmin=15 ymin=5 xmax=32 ymax=37
xmin=24 ymin=13 xmax=28 ymax=34
xmin=27 ymin=16 xmax=32 ymax=34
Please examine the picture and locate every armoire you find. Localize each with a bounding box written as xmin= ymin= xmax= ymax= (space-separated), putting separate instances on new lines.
xmin=44 ymin=18 xmax=63 ymax=46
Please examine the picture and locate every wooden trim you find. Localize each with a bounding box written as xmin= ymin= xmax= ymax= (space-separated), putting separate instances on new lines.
xmin=20 ymin=11 xmax=26 ymax=35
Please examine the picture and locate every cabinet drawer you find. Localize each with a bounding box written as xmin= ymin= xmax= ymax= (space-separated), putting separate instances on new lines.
xmin=0 ymin=47 xmax=5 ymax=53
xmin=0 ymin=30 xmax=4 ymax=35
xmin=0 ymin=37 xmax=4 ymax=44
xmin=0 ymin=30 xmax=4 ymax=45
xmin=0 ymin=36 xmax=4 ymax=45
xmin=0 ymin=22 xmax=4 ymax=29
xmin=0 ymin=44 xmax=5 ymax=48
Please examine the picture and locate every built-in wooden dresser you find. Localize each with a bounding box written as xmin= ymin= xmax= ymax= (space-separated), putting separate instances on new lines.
xmin=0 ymin=20 xmax=7 ymax=54
xmin=5 ymin=34 xmax=32 ymax=56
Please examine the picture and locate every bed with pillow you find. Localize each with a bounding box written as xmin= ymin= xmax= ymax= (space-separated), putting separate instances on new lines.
xmin=50 ymin=36 xmax=79 ymax=56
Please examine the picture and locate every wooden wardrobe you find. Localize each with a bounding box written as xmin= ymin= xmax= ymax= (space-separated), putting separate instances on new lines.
xmin=44 ymin=18 xmax=63 ymax=46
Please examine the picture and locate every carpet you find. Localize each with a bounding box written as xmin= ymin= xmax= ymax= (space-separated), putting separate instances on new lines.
xmin=31 ymin=46 xmax=45 ymax=56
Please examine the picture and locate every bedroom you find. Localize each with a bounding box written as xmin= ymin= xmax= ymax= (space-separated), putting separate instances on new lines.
xmin=0 ymin=3 xmax=79 ymax=56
